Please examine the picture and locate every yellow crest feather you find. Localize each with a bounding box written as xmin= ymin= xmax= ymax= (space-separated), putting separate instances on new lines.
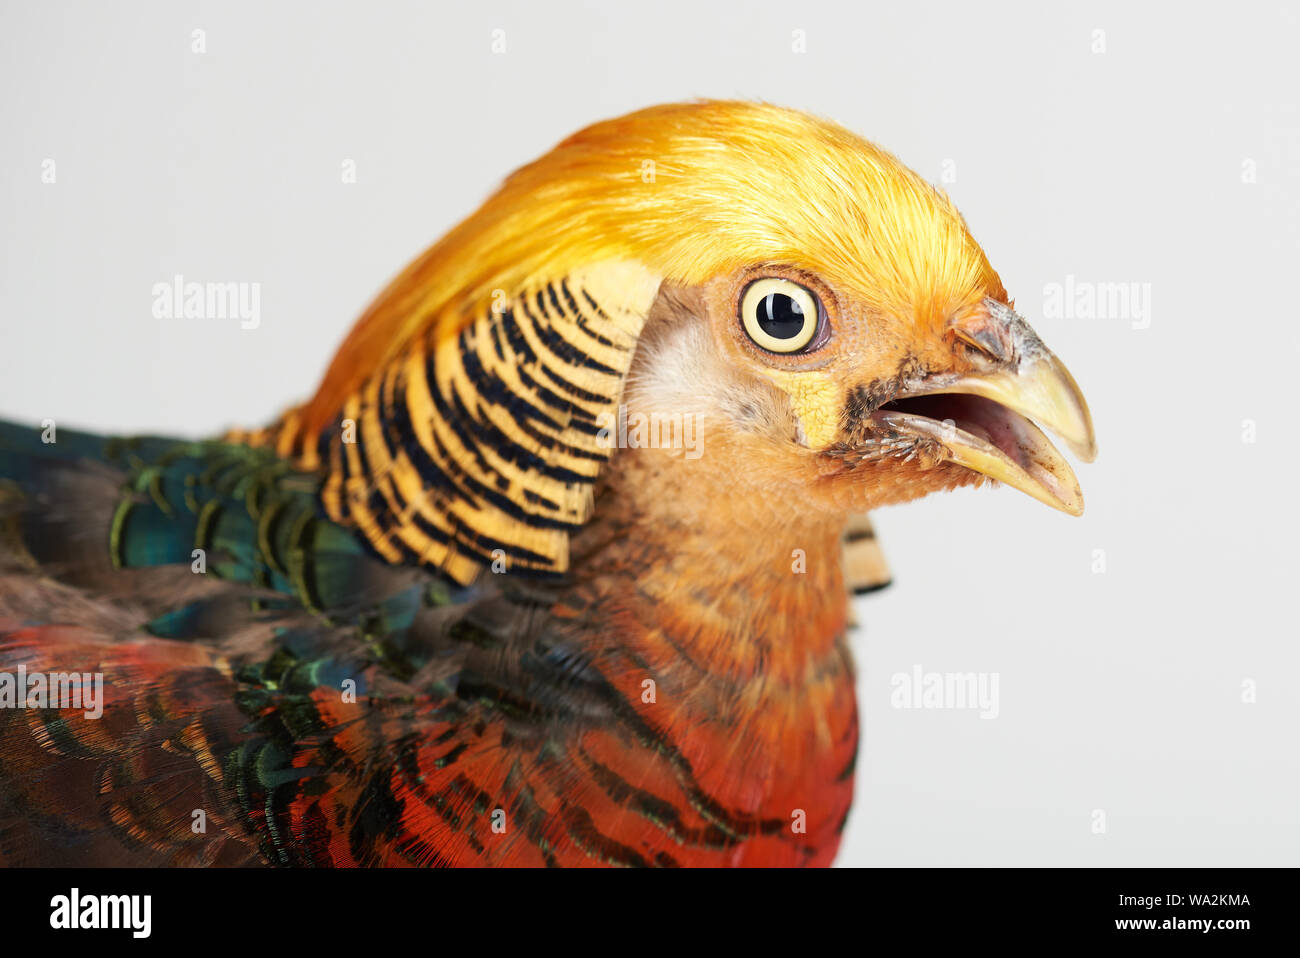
xmin=300 ymin=100 xmax=1004 ymax=437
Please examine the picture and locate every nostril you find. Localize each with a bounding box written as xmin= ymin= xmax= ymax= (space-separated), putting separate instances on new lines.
xmin=951 ymin=324 xmax=1012 ymax=365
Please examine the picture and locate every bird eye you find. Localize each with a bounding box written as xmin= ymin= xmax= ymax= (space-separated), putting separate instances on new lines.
xmin=740 ymin=278 xmax=823 ymax=354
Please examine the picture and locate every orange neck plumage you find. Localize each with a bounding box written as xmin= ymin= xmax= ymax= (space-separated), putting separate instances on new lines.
xmin=554 ymin=443 xmax=859 ymax=865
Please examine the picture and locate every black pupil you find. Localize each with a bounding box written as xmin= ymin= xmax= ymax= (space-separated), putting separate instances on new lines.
xmin=757 ymin=292 xmax=806 ymax=339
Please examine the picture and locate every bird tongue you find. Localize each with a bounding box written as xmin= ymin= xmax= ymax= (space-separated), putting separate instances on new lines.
xmin=873 ymin=393 xmax=1085 ymax=516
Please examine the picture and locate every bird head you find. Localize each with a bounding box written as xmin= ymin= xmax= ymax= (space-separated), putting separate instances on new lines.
xmin=289 ymin=101 xmax=1095 ymax=582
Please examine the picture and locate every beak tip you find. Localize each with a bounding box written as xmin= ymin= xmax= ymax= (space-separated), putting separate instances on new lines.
xmin=1046 ymin=480 xmax=1085 ymax=517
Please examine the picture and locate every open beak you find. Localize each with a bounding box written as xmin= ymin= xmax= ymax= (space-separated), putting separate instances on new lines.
xmin=871 ymin=300 xmax=1097 ymax=516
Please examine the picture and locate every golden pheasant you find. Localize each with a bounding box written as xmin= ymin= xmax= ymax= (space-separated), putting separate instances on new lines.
xmin=0 ymin=101 xmax=1094 ymax=867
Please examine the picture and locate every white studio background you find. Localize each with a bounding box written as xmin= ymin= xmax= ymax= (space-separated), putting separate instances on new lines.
xmin=1 ymin=0 xmax=1296 ymax=866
